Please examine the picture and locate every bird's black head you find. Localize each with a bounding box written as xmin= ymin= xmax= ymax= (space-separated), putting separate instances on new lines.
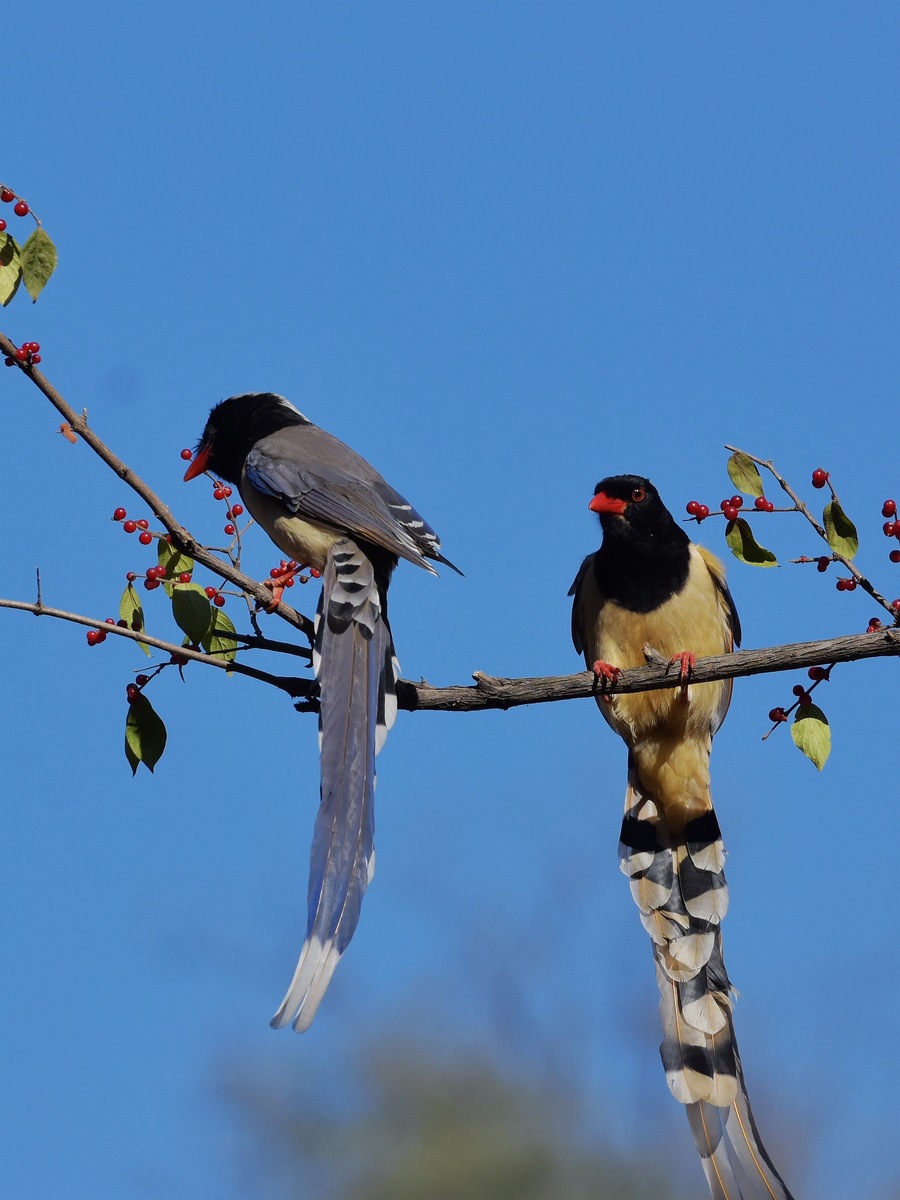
xmin=183 ymin=392 xmax=312 ymax=484
xmin=589 ymin=474 xmax=681 ymax=538
xmin=588 ymin=474 xmax=691 ymax=610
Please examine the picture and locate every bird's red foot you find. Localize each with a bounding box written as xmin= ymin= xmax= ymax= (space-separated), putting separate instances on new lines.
xmin=591 ymin=660 xmax=622 ymax=704
xmin=670 ymin=651 xmax=696 ymax=701
xmin=263 ymin=559 xmax=302 ymax=611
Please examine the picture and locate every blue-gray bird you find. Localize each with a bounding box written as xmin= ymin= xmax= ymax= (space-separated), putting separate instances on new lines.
xmin=185 ymin=392 xmax=459 ymax=1032
xmin=570 ymin=475 xmax=794 ymax=1200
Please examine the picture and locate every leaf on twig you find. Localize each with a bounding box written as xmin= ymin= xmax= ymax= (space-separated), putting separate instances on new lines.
xmin=120 ymin=582 xmax=151 ymax=657
xmin=791 ymin=702 xmax=831 ymax=770
xmin=0 ymin=232 xmax=22 ymax=306
xmin=823 ymin=498 xmax=858 ymax=560
xmin=158 ymin=541 xmax=194 ymax=596
xmin=724 ymin=516 xmax=777 ymax=566
xmin=125 ymin=693 xmax=167 ymax=774
xmin=172 ymin=582 xmax=213 ymax=645
xmin=201 ymin=608 xmax=238 ymax=663
xmin=20 ymin=228 xmax=57 ymax=301
xmin=726 ymin=451 xmax=764 ymax=497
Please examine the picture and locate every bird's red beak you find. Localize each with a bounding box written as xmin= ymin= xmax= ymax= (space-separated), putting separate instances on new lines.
xmin=183 ymin=445 xmax=211 ymax=481
xmin=589 ymin=491 xmax=627 ymax=515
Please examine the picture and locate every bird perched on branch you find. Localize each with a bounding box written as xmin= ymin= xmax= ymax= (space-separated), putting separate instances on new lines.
xmin=570 ymin=474 xmax=794 ymax=1200
xmin=185 ymin=392 xmax=460 ymax=1032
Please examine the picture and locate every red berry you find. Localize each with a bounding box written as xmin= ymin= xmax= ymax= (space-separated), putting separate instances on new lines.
xmin=811 ymin=468 xmax=829 ymax=488
xmin=180 ymin=448 xmax=193 ymax=461
xmin=224 ymin=523 xmax=235 ymax=535
xmin=30 ymin=354 xmax=41 ymax=364
xmin=123 ymin=520 xmax=137 ymax=533
xmin=730 ymin=496 xmax=743 ymax=509
xmin=14 ymin=347 xmax=28 ymax=361
xmin=792 ymin=684 xmax=805 ymax=696
xmin=223 ymin=486 xmax=232 ymax=497
xmin=808 ymin=666 xmax=828 ymax=681
xmin=213 ymin=487 xmax=226 ymax=501
xmin=13 ymin=200 xmax=28 ymax=217
xmin=722 ymin=505 xmax=739 ymax=522
xmin=310 ymin=567 xmax=322 ymax=578
xmin=231 ymin=503 xmax=244 ymax=517
xmin=892 ymin=600 xmax=900 ymax=612
xmin=816 ymin=556 xmax=830 ymax=572
xmin=883 ymin=499 xmax=897 ymax=518
xmin=204 ymin=586 xmax=218 ymax=599
xmin=4 ymin=358 xmax=14 ymax=367
xmin=86 ymin=629 xmax=104 ymax=646
xmin=178 ymin=571 xmax=192 ymax=583
xmin=797 ymin=691 xmax=812 ymax=707
xmin=138 ymin=531 xmax=153 ymax=545
xmin=754 ymin=495 xmax=768 ymax=511
xmin=696 ymin=504 xmax=710 ymax=521
xmin=126 ymin=572 xmax=137 ymax=582
xmin=768 ymin=707 xmax=788 ymax=723
xmin=0 ymin=188 xmax=14 ymax=203
xmin=213 ymin=593 xmax=226 ymax=607
xmin=135 ymin=675 xmax=149 ymax=686
xmin=883 ymin=521 xmax=896 ymax=537
xmin=890 ymin=551 xmax=900 ymax=564
xmin=144 ymin=578 xmax=160 ymax=591
xmin=116 ymin=619 xmax=127 ymax=627
xmin=0 ymin=219 xmax=6 ymax=232
xmin=126 ymin=684 xmax=140 ymax=703
xmin=136 ymin=519 xmax=149 ymax=530
xmin=686 ymin=500 xmax=701 ymax=516
xmin=113 ymin=507 xmax=127 ymax=521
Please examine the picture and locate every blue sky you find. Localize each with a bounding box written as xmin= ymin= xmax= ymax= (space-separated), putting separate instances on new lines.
xmin=1 ymin=4 xmax=898 ymax=1198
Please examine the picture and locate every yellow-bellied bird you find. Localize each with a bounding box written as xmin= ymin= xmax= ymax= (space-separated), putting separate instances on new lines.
xmin=570 ymin=474 xmax=794 ymax=1200
xmin=185 ymin=393 xmax=460 ymax=1032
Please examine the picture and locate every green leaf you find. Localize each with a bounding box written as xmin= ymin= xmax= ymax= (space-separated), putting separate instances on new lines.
xmin=0 ymin=233 xmax=22 ymax=306
xmin=119 ymin=582 xmax=151 ymax=657
xmin=124 ymin=693 xmax=168 ymax=774
xmin=201 ymin=607 xmax=238 ymax=662
xmin=20 ymin=228 xmax=57 ymax=301
xmin=726 ymin=451 xmax=764 ymax=498
xmin=791 ymin=702 xmax=831 ymax=770
xmin=157 ymin=541 xmax=194 ymax=596
xmin=724 ymin=516 xmax=778 ymax=567
xmin=171 ymin=582 xmax=213 ymax=645
xmin=823 ymin=498 xmax=858 ymax=560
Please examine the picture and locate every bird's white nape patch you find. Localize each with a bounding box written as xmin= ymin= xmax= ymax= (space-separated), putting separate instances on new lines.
xmin=274 ymin=393 xmax=310 ymax=421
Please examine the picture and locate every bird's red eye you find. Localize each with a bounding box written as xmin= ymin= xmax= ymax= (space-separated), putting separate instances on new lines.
xmin=631 ymin=486 xmax=646 ymax=502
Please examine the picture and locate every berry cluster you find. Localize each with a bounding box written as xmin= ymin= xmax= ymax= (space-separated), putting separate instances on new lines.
xmin=113 ymin=508 xmax=157 ymax=545
xmin=811 ymin=468 xmax=830 ymax=489
xmin=204 ymin=585 xmax=227 ymax=608
xmin=4 ymin=341 xmax=41 ymax=367
xmin=86 ymin=616 xmax=131 ymax=647
xmin=686 ymin=493 xmax=775 ymax=522
xmin=767 ymin=665 xmax=830 ymax=725
xmin=0 ymin=186 xmax=30 ymax=219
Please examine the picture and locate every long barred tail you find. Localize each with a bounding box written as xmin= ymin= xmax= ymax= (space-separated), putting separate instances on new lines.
xmin=619 ymin=761 xmax=796 ymax=1200
xmin=270 ymin=537 xmax=398 ymax=1033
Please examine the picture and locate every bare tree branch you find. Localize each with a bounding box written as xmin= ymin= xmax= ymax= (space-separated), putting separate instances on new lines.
xmin=395 ymin=627 xmax=900 ymax=712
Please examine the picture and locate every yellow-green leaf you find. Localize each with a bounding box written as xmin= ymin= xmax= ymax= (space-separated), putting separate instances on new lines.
xmin=20 ymin=228 xmax=57 ymax=301
xmin=726 ymin=451 xmax=764 ymax=498
xmin=724 ymin=516 xmax=777 ymax=567
xmin=158 ymin=541 xmax=194 ymax=596
xmin=172 ymin=582 xmax=213 ymax=645
xmin=823 ymin=499 xmax=858 ymax=560
xmin=791 ymin=702 xmax=830 ymax=770
xmin=124 ymin=693 xmax=167 ymax=774
xmin=119 ymin=582 xmax=151 ymax=657
xmin=0 ymin=233 xmax=22 ymax=306
xmin=201 ymin=607 xmax=238 ymax=662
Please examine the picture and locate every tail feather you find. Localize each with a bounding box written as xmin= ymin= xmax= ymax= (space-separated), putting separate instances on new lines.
xmin=621 ymin=766 xmax=795 ymax=1199
xmin=271 ymin=538 xmax=397 ymax=1033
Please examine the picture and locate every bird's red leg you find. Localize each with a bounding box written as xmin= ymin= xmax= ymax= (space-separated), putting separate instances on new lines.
xmin=263 ymin=559 xmax=304 ymax=611
xmin=670 ymin=650 xmax=696 ymax=702
xmin=591 ymin=660 xmax=622 ymax=704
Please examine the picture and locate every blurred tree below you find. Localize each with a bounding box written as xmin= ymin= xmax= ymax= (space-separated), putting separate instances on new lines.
xmin=219 ymin=1036 xmax=682 ymax=1200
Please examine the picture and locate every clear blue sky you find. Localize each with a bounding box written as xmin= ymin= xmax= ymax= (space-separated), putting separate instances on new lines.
xmin=2 ymin=4 xmax=898 ymax=1198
